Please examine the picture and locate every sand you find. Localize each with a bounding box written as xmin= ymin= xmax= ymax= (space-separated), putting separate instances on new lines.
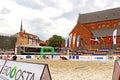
xmin=18 ymin=59 xmax=114 ymax=80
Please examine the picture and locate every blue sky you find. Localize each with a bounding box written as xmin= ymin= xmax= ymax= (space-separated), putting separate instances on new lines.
xmin=0 ymin=0 xmax=120 ymax=41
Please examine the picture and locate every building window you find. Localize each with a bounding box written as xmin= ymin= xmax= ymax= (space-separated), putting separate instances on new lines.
xmin=105 ymin=16 xmax=108 ymax=19
xmin=118 ymin=22 xmax=120 ymax=26
xmin=91 ymin=26 xmax=94 ymax=29
xmin=106 ymin=25 xmax=109 ymax=28
xmin=114 ymin=24 xmax=117 ymax=27
xmin=102 ymin=24 xmax=105 ymax=28
xmin=98 ymin=25 xmax=101 ymax=28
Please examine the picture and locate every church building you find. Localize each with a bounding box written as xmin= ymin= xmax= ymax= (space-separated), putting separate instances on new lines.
xmin=13 ymin=21 xmax=40 ymax=46
xmin=70 ymin=7 xmax=120 ymax=49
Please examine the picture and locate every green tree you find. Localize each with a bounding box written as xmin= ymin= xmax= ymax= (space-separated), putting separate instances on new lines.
xmin=48 ymin=35 xmax=65 ymax=47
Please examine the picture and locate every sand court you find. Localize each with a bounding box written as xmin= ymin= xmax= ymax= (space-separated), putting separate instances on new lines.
xmin=18 ymin=59 xmax=114 ymax=80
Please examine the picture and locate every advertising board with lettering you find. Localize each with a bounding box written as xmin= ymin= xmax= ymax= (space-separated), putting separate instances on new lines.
xmin=78 ymin=56 xmax=91 ymax=61
xmin=92 ymin=56 xmax=107 ymax=60
xmin=0 ymin=60 xmax=52 ymax=80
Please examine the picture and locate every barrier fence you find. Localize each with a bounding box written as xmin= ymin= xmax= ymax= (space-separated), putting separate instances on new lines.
xmin=68 ymin=55 xmax=117 ymax=61
xmin=1 ymin=55 xmax=119 ymax=61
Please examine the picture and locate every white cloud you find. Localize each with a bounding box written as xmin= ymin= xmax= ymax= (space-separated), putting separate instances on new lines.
xmin=113 ymin=1 xmax=120 ymax=8
xmin=0 ymin=0 xmax=120 ymax=40
xmin=46 ymin=17 xmax=76 ymax=38
xmin=94 ymin=0 xmax=108 ymax=8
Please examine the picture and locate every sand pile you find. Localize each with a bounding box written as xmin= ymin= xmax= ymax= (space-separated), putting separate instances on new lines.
xmin=18 ymin=59 xmax=114 ymax=80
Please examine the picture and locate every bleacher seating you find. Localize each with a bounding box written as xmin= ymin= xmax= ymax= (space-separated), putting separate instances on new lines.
xmin=98 ymin=48 xmax=110 ymax=51
xmin=78 ymin=48 xmax=110 ymax=55
xmin=112 ymin=48 xmax=120 ymax=56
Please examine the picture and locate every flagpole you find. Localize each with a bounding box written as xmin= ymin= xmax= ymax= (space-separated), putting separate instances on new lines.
xmin=65 ymin=36 xmax=70 ymax=60
xmin=67 ymin=47 xmax=69 ymax=59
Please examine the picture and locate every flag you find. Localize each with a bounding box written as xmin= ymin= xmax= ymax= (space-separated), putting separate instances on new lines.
xmin=72 ymin=33 xmax=76 ymax=48
xmin=95 ymin=37 xmax=99 ymax=42
xmin=113 ymin=29 xmax=117 ymax=44
xmin=106 ymin=35 xmax=109 ymax=40
xmin=69 ymin=33 xmax=72 ymax=47
xmin=90 ymin=38 xmax=96 ymax=42
xmin=76 ymin=35 xmax=80 ymax=47
xmin=65 ymin=37 xmax=69 ymax=47
xmin=90 ymin=37 xmax=99 ymax=42
xmin=100 ymin=37 xmax=104 ymax=42
xmin=106 ymin=35 xmax=113 ymax=43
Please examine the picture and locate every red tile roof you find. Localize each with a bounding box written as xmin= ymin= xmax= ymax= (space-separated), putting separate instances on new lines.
xmin=39 ymin=41 xmax=46 ymax=45
xmin=19 ymin=32 xmax=36 ymax=37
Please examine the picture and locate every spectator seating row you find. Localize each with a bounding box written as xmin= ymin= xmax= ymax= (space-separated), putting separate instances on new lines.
xmin=78 ymin=48 xmax=110 ymax=55
xmin=112 ymin=48 xmax=120 ymax=56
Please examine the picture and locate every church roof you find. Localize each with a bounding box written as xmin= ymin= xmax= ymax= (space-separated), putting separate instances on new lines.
xmin=78 ymin=7 xmax=120 ymax=23
xmin=91 ymin=26 xmax=120 ymax=38
xmin=19 ymin=32 xmax=38 ymax=38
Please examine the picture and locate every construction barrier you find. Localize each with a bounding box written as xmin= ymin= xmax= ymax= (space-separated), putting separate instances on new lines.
xmin=0 ymin=55 xmax=119 ymax=61
xmin=68 ymin=55 xmax=118 ymax=61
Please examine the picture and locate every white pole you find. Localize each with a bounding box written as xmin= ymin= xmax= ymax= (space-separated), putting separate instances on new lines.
xmin=67 ymin=47 xmax=69 ymax=59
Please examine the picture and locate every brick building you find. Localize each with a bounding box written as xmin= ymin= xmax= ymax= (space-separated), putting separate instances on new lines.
xmin=70 ymin=7 xmax=120 ymax=49
xmin=13 ymin=21 xmax=39 ymax=46
xmin=0 ymin=34 xmax=17 ymax=54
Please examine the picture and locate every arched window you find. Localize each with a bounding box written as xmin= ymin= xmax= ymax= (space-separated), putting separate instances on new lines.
xmin=98 ymin=25 xmax=101 ymax=28
xmin=106 ymin=24 xmax=109 ymax=28
xmin=114 ymin=24 xmax=117 ymax=27
xmin=102 ymin=24 xmax=105 ymax=28
xmin=118 ymin=22 xmax=120 ymax=26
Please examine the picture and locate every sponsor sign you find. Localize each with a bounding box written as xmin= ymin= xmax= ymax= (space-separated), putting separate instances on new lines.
xmin=78 ymin=56 xmax=91 ymax=61
xmin=69 ymin=56 xmax=76 ymax=60
xmin=0 ymin=59 xmax=6 ymax=73
xmin=107 ymin=55 xmax=114 ymax=61
xmin=16 ymin=55 xmax=26 ymax=59
xmin=34 ymin=55 xmax=40 ymax=59
xmin=53 ymin=55 xmax=60 ymax=60
xmin=26 ymin=55 xmax=32 ymax=59
xmin=92 ymin=56 xmax=107 ymax=60
xmin=0 ymin=60 xmax=52 ymax=80
xmin=16 ymin=55 xmax=35 ymax=59
xmin=69 ymin=56 xmax=91 ymax=61
xmin=116 ymin=56 xmax=120 ymax=60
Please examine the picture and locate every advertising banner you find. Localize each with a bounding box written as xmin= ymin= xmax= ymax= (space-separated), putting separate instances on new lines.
xmin=16 ymin=55 xmax=26 ymax=59
xmin=69 ymin=56 xmax=91 ymax=61
xmin=0 ymin=60 xmax=51 ymax=80
xmin=92 ymin=56 xmax=107 ymax=60
xmin=107 ymin=55 xmax=115 ymax=61
xmin=78 ymin=56 xmax=91 ymax=61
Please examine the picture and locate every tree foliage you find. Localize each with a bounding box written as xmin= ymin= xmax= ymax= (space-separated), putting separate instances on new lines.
xmin=47 ymin=35 xmax=65 ymax=47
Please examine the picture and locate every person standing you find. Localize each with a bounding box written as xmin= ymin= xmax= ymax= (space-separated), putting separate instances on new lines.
xmin=12 ymin=54 xmax=17 ymax=61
